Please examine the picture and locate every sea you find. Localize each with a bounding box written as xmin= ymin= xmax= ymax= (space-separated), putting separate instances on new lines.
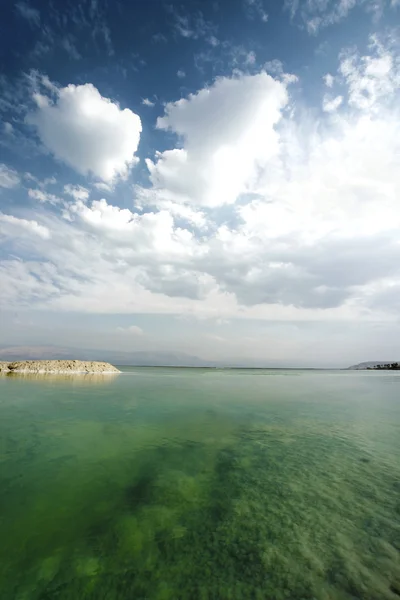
xmin=0 ymin=367 xmax=399 ymax=600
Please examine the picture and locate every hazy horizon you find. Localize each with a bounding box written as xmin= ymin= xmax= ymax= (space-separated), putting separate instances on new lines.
xmin=1 ymin=339 xmax=397 ymax=370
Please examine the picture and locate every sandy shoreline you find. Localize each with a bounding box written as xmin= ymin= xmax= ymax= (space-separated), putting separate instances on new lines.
xmin=0 ymin=360 xmax=120 ymax=374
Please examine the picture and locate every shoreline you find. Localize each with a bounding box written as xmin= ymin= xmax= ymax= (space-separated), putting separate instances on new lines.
xmin=0 ymin=360 xmax=121 ymax=375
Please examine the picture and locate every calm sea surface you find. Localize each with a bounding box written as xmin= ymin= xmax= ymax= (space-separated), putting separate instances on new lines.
xmin=0 ymin=368 xmax=399 ymax=600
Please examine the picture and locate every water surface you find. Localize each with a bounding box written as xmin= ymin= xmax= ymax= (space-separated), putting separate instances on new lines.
xmin=1 ymin=368 xmax=399 ymax=599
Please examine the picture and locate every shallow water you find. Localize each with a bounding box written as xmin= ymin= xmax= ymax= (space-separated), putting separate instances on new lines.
xmin=0 ymin=367 xmax=399 ymax=600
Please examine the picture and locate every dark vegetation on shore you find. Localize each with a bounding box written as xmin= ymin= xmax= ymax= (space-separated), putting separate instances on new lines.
xmin=368 ymin=362 xmax=400 ymax=370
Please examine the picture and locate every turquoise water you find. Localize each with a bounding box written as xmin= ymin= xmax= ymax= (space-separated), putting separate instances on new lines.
xmin=0 ymin=368 xmax=399 ymax=600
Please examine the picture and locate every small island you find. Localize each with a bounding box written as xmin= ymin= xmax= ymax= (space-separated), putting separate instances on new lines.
xmin=0 ymin=360 xmax=121 ymax=374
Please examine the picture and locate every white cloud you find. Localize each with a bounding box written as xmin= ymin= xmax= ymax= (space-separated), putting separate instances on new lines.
xmin=4 ymin=122 xmax=13 ymax=134
xmin=64 ymin=198 xmax=197 ymax=261
xmin=177 ymin=70 xmax=186 ymax=78
xmin=15 ymin=1 xmax=40 ymax=26
xmin=64 ymin=184 xmax=90 ymax=201
xmin=244 ymin=51 xmax=257 ymax=65
xmin=264 ymin=59 xmax=284 ymax=75
xmin=160 ymin=202 xmax=208 ymax=229
xmin=61 ymin=36 xmax=81 ymax=60
xmin=28 ymin=189 xmax=61 ymax=205
xmin=323 ymin=73 xmax=334 ymax=87
xmin=152 ymin=33 xmax=168 ymax=43
xmin=207 ymin=36 xmax=220 ymax=47
xmin=142 ymin=98 xmax=155 ymax=107
xmin=93 ymin=182 xmax=113 ymax=192
xmin=172 ymin=11 xmax=217 ymax=40
xmin=174 ymin=15 xmax=195 ymax=38
xmin=27 ymin=82 xmax=142 ymax=183
xmin=0 ymin=213 xmax=50 ymax=239
xmin=322 ymin=94 xmax=343 ymax=112
xmin=117 ymin=325 xmax=144 ymax=335
xmin=134 ymin=192 xmax=209 ymax=230
xmin=146 ymin=72 xmax=289 ymax=207
xmin=0 ymin=164 xmax=20 ymax=188
xmin=285 ymin=0 xmax=395 ymax=32
xmin=24 ymin=173 xmax=57 ymax=188
xmin=1 ymin=39 xmax=400 ymax=337
xmin=244 ymin=0 xmax=269 ymax=22
xmin=339 ymin=36 xmax=400 ymax=111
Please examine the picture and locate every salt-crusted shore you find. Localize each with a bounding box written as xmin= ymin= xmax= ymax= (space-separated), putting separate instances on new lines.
xmin=0 ymin=360 xmax=121 ymax=374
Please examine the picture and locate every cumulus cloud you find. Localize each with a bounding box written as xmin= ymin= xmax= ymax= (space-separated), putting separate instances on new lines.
xmin=0 ymin=213 xmax=50 ymax=239
xmin=24 ymin=173 xmax=57 ymax=188
xmin=64 ymin=198 xmax=198 ymax=263
xmin=28 ymin=189 xmax=61 ymax=205
xmin=1 ymin=39 xmax=400 ymax=329
xmin=323 ymin=73 xmax=334 ymax=87
xmin=0 ymin=164 xmax=20 ymax=188
xmin=322 ymin=94 xmax=343 ymax=112
xmin=27 ymin=82 xmax=142 ymax=182
xmin=339 ymin=35 xmax=400 ymax=111
xmin=142 ymin=98 xmax=155 ymax=107
xmin=93 ymin=182 xmax=113 ymax=192
xmin=134 ymin=186 xmax=209 ymax=230
xmin=146 ymin=72 xmax=289 ymax=207
xmin=64 ymin=184 xmax=90 ymax=201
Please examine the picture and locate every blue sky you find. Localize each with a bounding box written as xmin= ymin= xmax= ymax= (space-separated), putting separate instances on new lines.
xmin=0 ymin=0 xmax=400 ymax=367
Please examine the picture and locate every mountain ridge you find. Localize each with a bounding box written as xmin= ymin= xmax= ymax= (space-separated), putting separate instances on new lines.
xmin=346 ymin=361 xmax=400 ymax=370
xmin=0 ymin=344 xmax=332 ymax=369
xmin=0 ymin=345 xmax=215 ymax=367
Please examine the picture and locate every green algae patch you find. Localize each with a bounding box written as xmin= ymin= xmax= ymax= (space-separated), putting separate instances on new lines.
xmin=0 ymin=368 xmax=400 ymax=599
xmin=6 ymin=427 xmax=398 ymax=600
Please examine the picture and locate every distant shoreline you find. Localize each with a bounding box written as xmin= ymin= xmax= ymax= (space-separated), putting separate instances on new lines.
xmin=367 ymin=363 xmax=400 ymax=371
xmin=2 ymin=361 xmax=399 ymax=374
xmin=117 ymin=365 xmax=335 ymax=370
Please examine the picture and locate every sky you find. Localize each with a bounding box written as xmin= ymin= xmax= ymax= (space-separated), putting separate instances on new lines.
xmin=0 ymin=0 xmax=400 ymax=367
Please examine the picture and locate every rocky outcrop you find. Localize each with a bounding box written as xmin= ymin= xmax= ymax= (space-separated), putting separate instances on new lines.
xmin=1 ymin=360 xmax=120 ymax=374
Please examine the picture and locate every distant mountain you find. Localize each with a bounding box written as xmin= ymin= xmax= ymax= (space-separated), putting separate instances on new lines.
xmin=0 ymin=345 xmax=220 ymax=367
xmin=346 ymin=361 xmax=399 ymax=370
xmin=0 ymin=344 xmax=336 ymax=369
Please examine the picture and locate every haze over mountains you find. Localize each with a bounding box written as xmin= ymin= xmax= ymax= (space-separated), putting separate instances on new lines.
xmin=0 ymin=345 xmax=212 ymax=367
xmin=0 ymin=345 xmax=330 ymax=368
xmin=0 ymin=345 xmax=378 ymax=369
